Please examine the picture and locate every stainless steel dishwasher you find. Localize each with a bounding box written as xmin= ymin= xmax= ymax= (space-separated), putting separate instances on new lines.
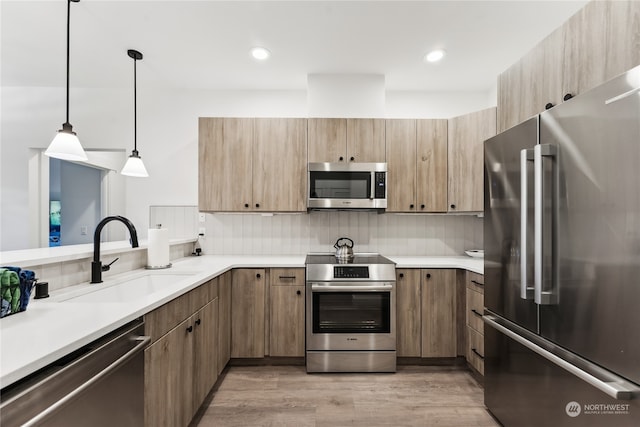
xmin=0 ymin=319 xmax=150 ymax=427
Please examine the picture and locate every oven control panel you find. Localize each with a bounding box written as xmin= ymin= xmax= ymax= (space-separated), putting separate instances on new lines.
xmin=334 ymin=266 xmax=369 ymax=279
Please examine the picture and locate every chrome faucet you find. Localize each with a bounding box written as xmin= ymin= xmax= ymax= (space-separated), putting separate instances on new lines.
xmin=91 ymin=216 xmax=139 ymax=283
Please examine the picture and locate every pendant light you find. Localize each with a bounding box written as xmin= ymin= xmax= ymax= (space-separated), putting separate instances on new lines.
xmin=45 ymin=0 xmax=87 ymax=162
xmin=121 ymin=49 xmax=149 ymax=177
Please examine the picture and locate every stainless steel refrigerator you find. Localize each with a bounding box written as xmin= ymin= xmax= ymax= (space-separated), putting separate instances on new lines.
xmin=483 ymin=65 xmax=640 ymax=426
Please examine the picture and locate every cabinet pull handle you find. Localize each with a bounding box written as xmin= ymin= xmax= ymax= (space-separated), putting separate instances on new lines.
xmin=296 ymin=290 xmax=301 ymax=295
xmin=409 ymin=204 xmax=414 ymax=209
xmin=186 ymin=325 xmax=193 ymax=333
xmin=256 ymin=273 xmax=261 ymax=279
xmin=195 ymin=318 xmax=201 ymax=326
xmin=450 ymin=204 xmax=456 ymax=209
xmin=339 ymin=156 xmax=344 ymax=161
xmin=350 ymin=156 xmax=355 ymax=161
xmin=426 ymin=273 xmax=431 ymax=279
xmin=420 ymin=204 xmax=425 ymax=209
xmin=563 ymin=93 xmax=573 ymax=101
xmin=255 ymin=203 xmax=260 ymax=208
xmin=471 ymin=309 xmax=483 ymax=318
xmin=399 ymin=273 xmax=404 ymax=279
xmin=278 ymin=275 xmax=297 ymax=280
xmin=244 ymin=203 xmax=249 ymax=208
xmin=545 ymin=102 xmax=554 ymax=110
xmin=471 ymin=280 xmax=484 ymax=287
xmin=471 ymin=348 xmax=485 ymax=360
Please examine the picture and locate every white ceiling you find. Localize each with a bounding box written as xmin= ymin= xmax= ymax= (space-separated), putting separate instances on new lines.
xmin=1 ymin=0 xmax=588 ymax=92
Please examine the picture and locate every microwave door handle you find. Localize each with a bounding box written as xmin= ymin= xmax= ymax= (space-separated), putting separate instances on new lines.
xmin=370 ymin=172 xmax=375 ymax=200
xmin=520 ymin=149 xmax=535 ymax=300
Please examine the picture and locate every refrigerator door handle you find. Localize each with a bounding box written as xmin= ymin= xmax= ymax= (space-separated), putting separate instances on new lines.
xmin=534 ymin=144 xmax=559 ymax=305
xmin=520 ymin=148 xmax=535 ymax=300
xmin=484 ymin=315 xmax=639 ymax=400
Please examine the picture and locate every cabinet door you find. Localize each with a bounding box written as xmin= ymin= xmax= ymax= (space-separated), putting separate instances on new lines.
xmin=253 ymin=118 xmax=307 ymax=212
xmin=231 ymin=269 xmax=266 ymax=358
xmin=416 ymin=119 xmax=448 ymax=212
xmin=604 ymin=0 xmax=640 ymax=82
xmin=144 ymin=317 xmax=194 ymax=427
xmin=308 ymin=118 xmax=346 ymax=162
xmin=347 ymin=118 xmax=385 ymax=162
xmin=198 ymin=117 xmax=253 ymax=211
xmin=193 ymin=298 xmax=218 ymax=415
xmin=385 ymin=119 xmax=417 ymax=212
xmin=270 ymin=285 xmax=305 ymax=357
xmin=447 ymin=108 xmax=496 ymax=212
xmin=421 ymin=269 xmax=456 ymax=357
xmin=396 ymin=269 xmax=422 ymax=357
xmin=217 ymin=271 xmax=231 ymax=375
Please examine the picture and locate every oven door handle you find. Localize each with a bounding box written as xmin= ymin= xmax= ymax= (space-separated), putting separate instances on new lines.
xmin=310 ymin=283 xmax=394 ymax=292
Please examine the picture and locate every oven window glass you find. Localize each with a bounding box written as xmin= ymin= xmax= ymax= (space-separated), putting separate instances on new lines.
xmin=309 ymin=172 xmax=371 ymax=199
xmin=312 ymin=292 xmax=390 ymax=333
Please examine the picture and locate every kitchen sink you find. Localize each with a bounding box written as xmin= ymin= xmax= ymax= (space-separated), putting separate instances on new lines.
xmin=53 ymin=271 xmax=198 ymax=303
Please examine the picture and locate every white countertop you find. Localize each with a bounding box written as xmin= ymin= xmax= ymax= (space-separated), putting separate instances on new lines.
xmin=0 ymin=254 xmax=482 ymax=388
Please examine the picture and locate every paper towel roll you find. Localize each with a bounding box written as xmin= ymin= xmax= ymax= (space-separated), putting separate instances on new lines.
xmin=147 ymin=228 xmax=171 ymax=268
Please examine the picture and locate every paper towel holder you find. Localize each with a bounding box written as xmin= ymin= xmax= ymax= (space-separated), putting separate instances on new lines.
xmin=146 ymin=224 xmax=172 ymax=270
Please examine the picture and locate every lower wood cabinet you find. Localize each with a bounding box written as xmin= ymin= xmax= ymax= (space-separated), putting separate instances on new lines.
xmin=217 ymin=271 xmax=231 ymax=375
xmin=421 ymin=269 xmax=457 ymax=357
xmin=396 ymin=269 xmax=422 ymax=357
xmin=144 ymin=278 xmax=219 ymax=427
xmin=269 ymin=268 xmax=305 ymax=357
xmin=231 ymin=269 xmax=266 ymax=358
xmin=465 ymin=272 xmax=485 ymax=375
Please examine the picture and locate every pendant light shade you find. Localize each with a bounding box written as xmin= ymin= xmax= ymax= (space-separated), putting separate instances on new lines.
xmin=121 ymin=49 xmax=149 ymax=177
xmin=45 ymin=0 xmax=87 ymax=162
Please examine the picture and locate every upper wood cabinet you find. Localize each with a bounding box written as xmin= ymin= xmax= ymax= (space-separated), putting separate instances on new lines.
xmin=385 ymin=119 xmax=447 ymax=213
xmin=308 ymin=118 xmax=385 ymax=163
xmin=447 ymin=107 xmax=496 ymax=212
xmin=199 ymin=117 xmax=307 ymax=212
xmin=497 ymin=0 xmax=640 ymax=132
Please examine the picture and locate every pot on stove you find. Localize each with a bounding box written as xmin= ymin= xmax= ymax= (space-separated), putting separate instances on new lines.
xmin=334 ymin=237 xmax=354 ymax=260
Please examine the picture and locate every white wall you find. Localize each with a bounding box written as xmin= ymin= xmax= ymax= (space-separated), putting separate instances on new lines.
xmin=1 ymin=84 xmax=493 ymax=251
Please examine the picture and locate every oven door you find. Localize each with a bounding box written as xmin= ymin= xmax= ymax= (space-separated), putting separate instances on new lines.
xmin=306 ymin=282 xmax=396 ymax=351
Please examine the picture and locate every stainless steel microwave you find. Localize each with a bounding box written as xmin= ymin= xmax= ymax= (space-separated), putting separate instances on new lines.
xmin=307 ymin=162 xmax=387 ymax=210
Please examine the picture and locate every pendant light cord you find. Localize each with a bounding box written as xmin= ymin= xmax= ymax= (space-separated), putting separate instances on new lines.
xmin=133 ymin=56 xmax=137 ymax=152
xmin=65 ymin=0 xmax=71 ymax=125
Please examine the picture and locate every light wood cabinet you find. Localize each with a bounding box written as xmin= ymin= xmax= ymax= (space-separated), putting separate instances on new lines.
xmin=199 ymin=117 xmax=307 ymax=212
xmin=308 ymin=118 xmax=385 ymax=163
xmin=198 ymin=117 xmax=253 ymax=211
xmin=217 ymin=271 xmax=231 ymax=375
xmin=386 ymin=119 xmax=448 ymax=212
xmin=465 ymin=272 xmax=485 ymax=375
xmin=421 ymin=269 xmax=457 ymax=358
xmin=447 ymin=108 xmax=496 ymax=212
xmin=396 ymin=269 xmax=422 ymax=357
xmin=144 ymin=279 xmax=219 ymax=427
xmin=498 ymin=0 xmax=640 ymax=132
xmin=269 ymin=268 xmax=305 ymax=357
xmin=253 ymin=118 xmax=307 ymax=212
xmin=231 ymin=269 xmax=266 ymax=358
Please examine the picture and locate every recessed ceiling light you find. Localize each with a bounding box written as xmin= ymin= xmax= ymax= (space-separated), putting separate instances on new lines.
xmin=251 ymin=47 xmax=271 ymax=60
xmin=424 ymin=49 xmax=446 ymax=63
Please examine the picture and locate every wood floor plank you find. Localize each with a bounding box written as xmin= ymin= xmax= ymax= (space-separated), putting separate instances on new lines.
xmin=195 ymin=365 xmax=498 ymax=427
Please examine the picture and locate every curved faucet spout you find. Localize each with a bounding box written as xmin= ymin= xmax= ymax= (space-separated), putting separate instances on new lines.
xmin=91 ymin=216 xmax=139 ymax=283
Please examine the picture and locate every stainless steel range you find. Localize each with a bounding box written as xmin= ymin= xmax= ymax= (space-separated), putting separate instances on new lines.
xmin=305 ymin=253 xmax=396 ymax=373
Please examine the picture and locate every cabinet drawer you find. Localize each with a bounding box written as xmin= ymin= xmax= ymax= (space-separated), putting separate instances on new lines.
xmin=466 ymin=288 xmax=484 ymax=334
xmin=270 ymin=268 xmax=304 ymax=286
xmin=467 ymin=326 xmax=484 ymax=375
xmin=467 ymin=271 xmax=484 ymax=294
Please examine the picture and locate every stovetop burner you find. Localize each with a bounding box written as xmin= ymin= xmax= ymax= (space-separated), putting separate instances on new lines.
xmin=305 ymin=253 xmax=395 ymax=265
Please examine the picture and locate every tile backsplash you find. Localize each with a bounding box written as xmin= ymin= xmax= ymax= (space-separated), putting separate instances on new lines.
xmin=200 ymin=211 xmax=483 ymax=256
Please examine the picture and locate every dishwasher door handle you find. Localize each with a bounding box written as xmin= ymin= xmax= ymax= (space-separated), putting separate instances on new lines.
xmin=22 ymin=335 xmax=151 ymax=427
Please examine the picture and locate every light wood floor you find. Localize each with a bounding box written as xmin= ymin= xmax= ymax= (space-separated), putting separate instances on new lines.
xmin=194 ymin=365 xmax=500 ymax=427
